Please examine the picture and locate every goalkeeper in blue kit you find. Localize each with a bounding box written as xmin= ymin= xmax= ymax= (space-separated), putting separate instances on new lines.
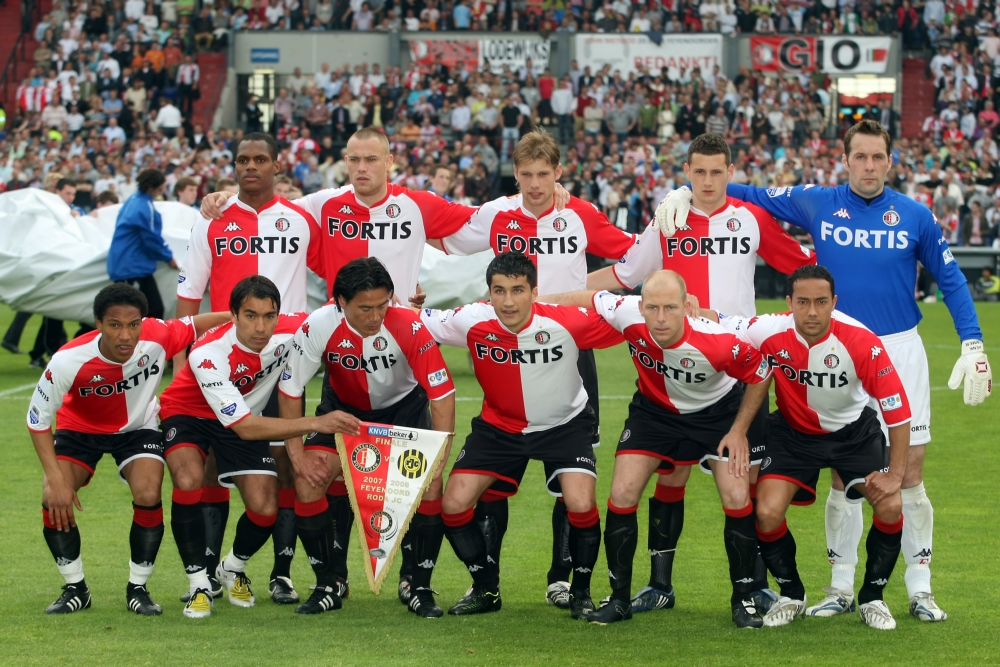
xmin=656 ymin=120 xmax=992 ymax=623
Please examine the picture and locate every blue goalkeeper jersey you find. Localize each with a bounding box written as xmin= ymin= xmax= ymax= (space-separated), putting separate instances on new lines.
xmin=726 ymin=183 xmax=982 ymax=342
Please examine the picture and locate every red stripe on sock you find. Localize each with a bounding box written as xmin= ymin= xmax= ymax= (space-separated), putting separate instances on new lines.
xmin=133 ymin=504 xmax=164 ymax=528
xmin=441 ymin=507 xmax=475 ymax=528
xmin=873 ymin=514 xmax=903 ymax=534
xmin=201 ymin=486 xmax=230 ymax=503
xmin=479 ymin=488 xmax=507 ymax=503
xmin=172 ymin=487 xmax=203 ymax=505
xmin=42 ymin=508 xmax=57 ymax=530
xmin=567 ymin=506 xmax=600 ymax=528
xmin=246 ymin=510 xmax=277 ymax=528
xmin=654 ymin=484 xmax=686 ymax=503
xmin=607 ymin=499 xmax=639 ymax=515
xmin=756 ymin=520 xmax=788 ymax=543
xmin=295 ymin=497 xmax=329 ymax=517
xmin=327 ymin=481 xmax=348 ymax=497
xmin=723 ymin=502 xmax=754 ymax=519
xmin=278 ymin=488 xmax=296 ymax=509
xmin=417 ymin=498 xmax=442 ymax=516
xmin=749 ymin=483 xmax=757 ymax=500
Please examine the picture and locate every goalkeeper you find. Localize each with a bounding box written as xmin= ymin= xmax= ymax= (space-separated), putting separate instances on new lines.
xmin=654 ymin=120 xmax=991 ymax=624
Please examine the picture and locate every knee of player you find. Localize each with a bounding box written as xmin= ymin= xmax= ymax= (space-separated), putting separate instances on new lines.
xmin=753 ymin=497 xmax=787 ymax=529
xmin=873 ymin=493 xmax=903 ymax=523
xmin=609 ymin=481 xmax=642 ymax=510
xmin=718 ymin=484 xmax=750 ymax=511
xmin=167 ymin=464 xmax=204 ymax=491
xmin=245 ymin=494 xmax=278 ymax=516
xmin=440 ymin=492 xmax=471 ymax=516
xmin=130 ymin=485 xmax=162 ymax=507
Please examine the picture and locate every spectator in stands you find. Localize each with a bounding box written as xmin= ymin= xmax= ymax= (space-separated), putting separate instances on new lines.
xmin=174 ymin=176 xmax=200 ymax=207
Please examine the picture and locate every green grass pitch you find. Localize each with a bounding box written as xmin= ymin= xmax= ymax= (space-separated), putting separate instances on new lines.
xmin=0 ymin=301 xmax=997 ymax=666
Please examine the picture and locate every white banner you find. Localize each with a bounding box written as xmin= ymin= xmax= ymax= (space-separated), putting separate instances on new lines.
xmin=576 ymin=34 xmax=723 ymax=78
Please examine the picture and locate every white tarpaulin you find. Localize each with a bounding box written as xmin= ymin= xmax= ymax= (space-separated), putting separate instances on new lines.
xmin=0 ymin=189 xmax=489 ymax=322
xmin=576 ymin=34 xmax=723 ymax=78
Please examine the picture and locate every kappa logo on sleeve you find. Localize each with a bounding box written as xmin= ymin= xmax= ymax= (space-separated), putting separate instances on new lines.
xmin=301 ymin=322 xmax=310 ymax=337
xmin=879 ymin=394 xmax=904 ymax=411
xmin=44 ymin=369 xmax=53 ymax=383
xmin=427 ymin=369 xmax=449 ymax=387
xmin=732 ymin=344 xmax=741 ymax=360
xmin=411 ymin=321 xmax=423 ymax=334
xmin=871 ymin=345 xmax=883 ymax=359
xmin=198 ymin=359 xmax=217 ymax=370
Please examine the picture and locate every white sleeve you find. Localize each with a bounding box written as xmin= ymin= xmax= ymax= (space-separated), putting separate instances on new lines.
xmin=440 ymin=205 xmax=493 ymax=256
xmin=27 ymin=354 xmax=74 ymax=432
xmin=612 ymin=223 xmax=663 ymax=289
xmin=717 ymin=313 xmax=776 ymax=350
xmin=279 ymin=311 xmax=332 ymax=398
xmin=188 ymin=348 xmax=251 ymax=427
xmin=420 ymin=304 xmax=481 ymax=348
xmin=590 ymin=291 xmax=634 ymax=332
xmin=177 ymin=217 xmax=213 ymax=301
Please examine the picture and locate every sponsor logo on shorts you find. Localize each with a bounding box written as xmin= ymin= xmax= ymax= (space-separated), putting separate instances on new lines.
xmin=275 ymin=218 xmax=290 ymax=232
xmin=552 ymin=217 xmax=567 ymax=232
xmin=398 ymin=449 xmax=427 ymax=479
xmin=535 ymin=331 xmax=551 ymax=344
xmin=220 ymin=402 xmax=238 ymax=416
xmin=411 ymin=321 xmax=423 ymax=334
xmin=760 ymin=457 xmax=771 ymax=470
xmin=373 ymin=336 xmax=388 ymax=352
xmin=455 ymin=449 xmax=466 ymax=463
xmin=367 ymin=425 xmax=417 ymax=440
xmin=352 ymin=443 xmax=382 ymax=472
xmin=576 ymin=456 xmax=595 ymax=466
xmin=879 ymin=393 xmax=904 ymax=411
xmin=166 ymin=428 xmax=177 ymax=441
xmin=679 ymin=357 xmax=695 ymax=368
xmin=137 ymin=354 xmax=150 ymax=368
xmin=882 ymin=210 xmax=900 ymax=227
xmin=198 ymin=359 xmax=217 ymax=370
xmin=824 ymin=354 xmax=839 ymax=369
xmin=726 ymin=218 xmax=741 ymax=232
xmin=619 ymin=429 xmax=631 ymax=442
xmin=263 ymin=457 xmax=276 ymax=464
xmin=370 ymin=511 xmax=394 ymax=534
xmin=427 ymin=369 xmax=449 ymax=387
xmin=385 ymin=203 xmax=401 ymax=218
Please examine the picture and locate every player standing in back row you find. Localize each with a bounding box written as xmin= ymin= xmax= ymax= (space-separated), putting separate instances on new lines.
xmin=657 ymin=120 xmax=992 ymax=621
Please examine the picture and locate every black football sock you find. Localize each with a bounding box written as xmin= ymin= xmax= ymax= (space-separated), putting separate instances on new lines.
xmin=170 ymin=488 xmax=207 ymax=575
xmin=42 ymin=507 xmax=84 ymax=584
xmin=604 ymin=501 xmax=639 ymax=602
xmin=129 ymin=503 xmax=164 ymax=585
xmin=567 ymin=507 xmax=601 ymax=593
xmin=858 ymin=515 xmax=903 ymax=605
xmin=723 ymin=504 xmax=758 ymax=605
xmin=327 ymin=488 xmax=354 ymax=581
xmin=201 ymin=486 xmax=230 ymax=578
xmin=398 ymin=531 xmax=415 ymax=580
xmin=757 ymin=520 xmax=806 ymax=601
xmin=547 ymin=499 xmax=573 ymax=585
xmin=229 ymin=511 xmax=277 ymax=564
xmin=475 ymin=493 xmax=509 ymax=577
xmin=296 ymin=498 xmax=337 ymax=588
xmin=749 ymin=486 xmax=769 ymax=590
xmin=444 ymin=507 xmax=498 ymax=589
xmin=270 ymin=489 xmax=297 ymax=580
xmin=648 ymin=484 xmax=685 ymax=590
xmin=410 ymin=500 xmax=445 ymax=590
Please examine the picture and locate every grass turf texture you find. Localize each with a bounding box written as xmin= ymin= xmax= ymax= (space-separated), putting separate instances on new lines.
xmin=0 ymin=302 xmax=997 ymax=666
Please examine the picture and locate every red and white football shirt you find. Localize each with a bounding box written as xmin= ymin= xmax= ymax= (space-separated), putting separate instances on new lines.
xmin=421 ymin=302 xmax=623 ymax=434
xmin=27 ymin=318 xmax=197 ymax=434
xmin=593 ymin=292 xmax=770 ymax=413
xmin=441 ymin=195 xmax=637 ymax=293
xmin=298 ymin=183 xmax=476 ymax=299
xmin=159 ymin=313 xmax=307 ymax=427
xmin=720 ymin=311 xmax=911 ymax=435
xmin=614 ymin=197 xmax=816 ymax=316
xmin=177 ymin=196 xmax=324 ymax=313
xmin=280 ymin=304 xmax=455 ymax=411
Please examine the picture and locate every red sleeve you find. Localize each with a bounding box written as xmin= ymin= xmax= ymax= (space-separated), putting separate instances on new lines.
xmin=570 ymin=197 xmax=637 ymax=260
xmin=386 ymin=309 xmax=455 ymax=399
xmin=744 ymin=202 xmax=817 ymax=273
xmin=408 ymin=190 xmax=479 ymax=239
xmin=541 ymin=303 xmax=624 ymax=350
xmin=848 ymin=325 xmax=912 ymax=427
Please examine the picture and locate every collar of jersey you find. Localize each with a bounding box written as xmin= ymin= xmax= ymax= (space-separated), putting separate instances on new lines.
xmin=518 ymin=197 xmax=555 ymax=220
xmin=497 ymin=307 xmax=537 ymax=336
xmin=229 ymin=195 xmax=279 ymax=214
xmin=342 ymin=317 xmax=380 ymax=339
xmin=231 ymin=329 xmax=273 ymax=355
xmin=845 ymin=185 xmax=888 ymax=207
xmin=92 ymin=334 xmax=135 ymax=366
xmin=353 ymin=184 xmax=393 ymax=210
xmin=793 ymin=318 xmax=835 ymax=349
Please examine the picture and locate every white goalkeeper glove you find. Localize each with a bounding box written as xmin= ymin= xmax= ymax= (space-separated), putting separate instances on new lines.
xmin=948 ymin=339 xmax=992 ymax=406
xmin=651 ymin=186 xmax=692 ymax=238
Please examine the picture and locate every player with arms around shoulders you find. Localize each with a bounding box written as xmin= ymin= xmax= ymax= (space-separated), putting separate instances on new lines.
xmin=702 ymin=265 xmax=911 ymax=630
xmin=176 ymin=132 xmax=326 ymax=607
xmin=278 ymin=257 xmax=456 ymax=617
xmin=158 ymin=276 xmax=361 ymax=619
xmin=419 ymin=252 xmax=624 ymax=618
xmin=586 ymin=132 xmax=815 ymax=615
xmin=436 ymin=130 xmax=639 ymax=610
xmin=658 ymin=121 xmax=991 ymax=621
xmin=27 ymin=284 xmax=229 ymax=615
xmin=543 ymin=270 xmax=773 ymax=628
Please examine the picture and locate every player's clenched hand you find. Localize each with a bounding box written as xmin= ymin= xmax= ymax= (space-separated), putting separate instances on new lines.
xmin=409 ymin=282 xmax=427 ymax=308
xmin=864 ymin=470 xmax=902 ymax=506
xmin=718 ymin=431 xmax=749 ymax=478
xmin=316 ymin=410 xmax=361 ymax=435
xmin=553 ymin=183 xmax=571 ymax=210
xmin=199 ymin=191 xmax=235 ymax=220
xmin=948 ymin=340 xmax=992 ymax=406
xmin=651 ymin=186 xmax=692 ymax=238
xmin=292 ymin=450 xmax=330 ymax=489
xmin=46 ymin=478 xmax=82 ymax=532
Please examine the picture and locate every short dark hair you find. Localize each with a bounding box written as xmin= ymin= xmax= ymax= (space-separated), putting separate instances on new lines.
xmin=137 ymin=168 xmax=166 ymax=194
xmin=843 ymin=119 xmax=891 ymax=157
xmin=55 ymin=177 xmax=76 ymax=191
xmin=95 ymin=190 xmax=120 ymax=206
xmin=787 ymin=265 xmax=836 ymax=297
xmin=229 ymin=275 xmax=281 ymax=314
xmin=486 ymin=251 xmax=537 ymax=290
xmin=687 ymin=132 xmax=731 ymax=166
xmin=93 ymin=283 xmax=148 ymax=321
xmin=333 ymin=257 xmax=395 ymax=304
xmin=238 ymin=132 xmax=279 ymax=161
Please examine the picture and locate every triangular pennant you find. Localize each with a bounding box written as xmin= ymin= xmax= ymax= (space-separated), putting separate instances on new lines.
xmin=336 ymin=422 xmax=450 ymax=594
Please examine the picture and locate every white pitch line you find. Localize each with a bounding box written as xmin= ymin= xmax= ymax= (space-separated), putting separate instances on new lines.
xmin=0 ymin=383 xmax=37 ymax=397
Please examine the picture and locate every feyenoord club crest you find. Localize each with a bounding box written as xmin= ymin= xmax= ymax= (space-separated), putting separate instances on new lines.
xmin=275 ymin=218 xmax=291 ymax=232
xmin=137 ymin=354 xmax=150 ymax=367
xmin=274 ymin=344 xmax=285 ymax=357
xmin=726 ymin=218 xmax=741 ymax=232
xmin=552 ymin=217 xmax=568 ymax=232
xmin=385 ymin=203 xmax=401 ymax=218
xmin=373 ymin=336 xmax=388 ymax=351
xmin=882 ymin=210 xmax=900 ymax=226
xmin=680 ymin=357 xmax=695 ymax=368
xmin=824 ymin=354 xmax=840 ymax=368
xmin=337 ymin=422 xmax=450 ymax=593
xmin=535 ymin=331 xmax=550 ymax=344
